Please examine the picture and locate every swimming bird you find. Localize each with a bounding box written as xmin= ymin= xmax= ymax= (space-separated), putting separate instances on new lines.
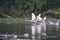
xmin=31 ymin=13 xmax=37 ymax=22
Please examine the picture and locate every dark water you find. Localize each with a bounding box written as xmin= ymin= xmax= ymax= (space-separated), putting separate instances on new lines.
xmin=0 ymin=23 xmax=27 ymax=34
xmin=0 ymin=23 xmax=60 ymax=40
xmin=46 ymin=24 xmax=60 ymax=40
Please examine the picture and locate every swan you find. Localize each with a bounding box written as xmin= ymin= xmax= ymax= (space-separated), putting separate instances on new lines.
xmin=37 ymin=14 xmax=42 ymax=21
xmin=31 ymin=13 xmax=36 ymax=21
xmin=31 ymin=13 xmax=37 ymax=22
xmin=49 ymin=21 xmax=59 ymax=30
xmin=25 ymin=13 xmax=47 ymax=23
xmin=25 ymin=13 xmax=37 ymax=23
xmin=37 ymin=14 xmax=47 ymax=22
xmin=49 ymin=21 xmax=59 ymax=25
xmin=42 ymin=16 xmax=47 ymax=22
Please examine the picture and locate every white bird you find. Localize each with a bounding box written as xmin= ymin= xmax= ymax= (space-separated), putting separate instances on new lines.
xmin=32 ymin=13 xmax=36 ymax=20
xmin=42 ymin=16 xmax=47 ymax=22
xmin=25 ymin=13 xmax=47 ymax=23
xmin=49 ymin=21 xmax=59 ymax=25
xmin=31 ymin=13 xmax=36 ymax=22
xmin=37 ymin=14 xmax=42 ymax=21
xmin=25 ymin=13 xmax=37 ymax=23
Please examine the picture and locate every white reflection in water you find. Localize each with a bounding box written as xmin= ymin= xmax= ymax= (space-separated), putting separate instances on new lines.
xmin=31 ymin=23 xmax=36 ymax=40
xmin=31 ymin=21 xmax=46 ymax=40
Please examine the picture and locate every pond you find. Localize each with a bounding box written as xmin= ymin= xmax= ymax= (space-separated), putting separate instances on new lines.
xmin=0 ymin=21 xmax=60 ymax=40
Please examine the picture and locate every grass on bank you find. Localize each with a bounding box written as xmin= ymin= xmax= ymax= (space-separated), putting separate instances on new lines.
xmin=0 ymin=17 xmax=59 ymax=25
xmin=0 ymin=18 xmax=31 ymax=25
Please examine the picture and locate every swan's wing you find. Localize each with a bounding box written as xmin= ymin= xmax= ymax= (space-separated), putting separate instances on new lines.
xmin=32 ymin=13 xmax=36 ymax=21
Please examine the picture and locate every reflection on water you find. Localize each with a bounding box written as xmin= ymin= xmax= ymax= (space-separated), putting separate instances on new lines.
xmin=31 ymin=21 xmax=46 ymax=40
xmin=0 ymin=21 xmax=60 ymax=40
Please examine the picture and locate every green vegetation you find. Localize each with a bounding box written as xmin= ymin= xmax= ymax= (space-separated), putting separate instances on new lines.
xmin=48 ymin=8 xmax=60 ymax=14
xmin=0 ymin=0 xmax=47 ymax=17
xmin=0 ymin=18 xmax=31 ymax=24
xmin=0 ymin=0 xmax=60 ymax=18
xmin=0 ymin=17 xmax=59 ymax=24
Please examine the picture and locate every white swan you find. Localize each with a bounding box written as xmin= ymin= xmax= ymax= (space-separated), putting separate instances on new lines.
xmin=25 ymin=13 xmax=37 ymax=23
xmin=42 ymin=16 xmax=47 ymax=22
xmin=49 ymin=21 xmax=59 ymax=25
xmin=31 ymin=13 xmax=37 ymax=23
xmin=37 ymin=14 xmax=42 ymax=21
xmin=37 ymin=14 xmax=47 ymax=22
xmin=49 ymin=21 xmax=59 ymax=29
xmin=25 ymin=13 xmax=47 ymax=23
